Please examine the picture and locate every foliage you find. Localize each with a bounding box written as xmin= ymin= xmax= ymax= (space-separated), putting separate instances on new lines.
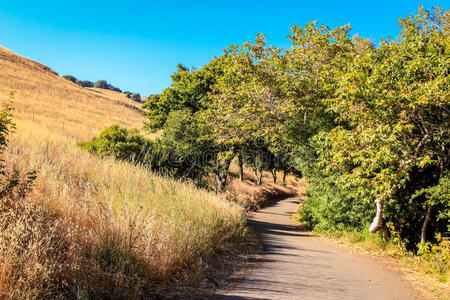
xmin=130 ymin=93 xmax=141 ymax=102
xmin=78 ymin=125 xmax=153 ymax=163
xmin=78 ymin=117 xmax=217 ymax=183
xmin=62 ymin=75 xmax=94 ymax=87
xmin=62 ymin=74 xmax=77 ymax=83
xmin=76 ymin=80 xmax=94 ymax=87
xmin=412 ymin=172 xmax=450 ymax=232
xmin=417 ymin=233 xmax=449 ymax=282
xmin=197 ymin=6 xmax=449 ymax=249
xmin=63 ymin=76 xmax=125 ymax=92
xmin=158 ymin=109 xmax=216 ymax=181
xmin=139 ymin=6 xmax=450 ymax=252
xmin=94 ymin=79 xmax=108 ymax=89
xmin=143 ymin=57 xmax=229 ymax=130
xmin=94 ymin=79 xmax=122 ymax=92
xmin=312 ymin=6 xmax=449 ymax=245
xmin=241 ymin=138 xmax=273 ymax=185
xmin=124 ymin=91 xmax=142 ymax=102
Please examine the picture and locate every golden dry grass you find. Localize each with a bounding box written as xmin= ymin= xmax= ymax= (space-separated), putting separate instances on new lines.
xmin=0 ymin=46 xmax=146 ymax=140
xmin=0 ymin=46 xmax=247 ymax=298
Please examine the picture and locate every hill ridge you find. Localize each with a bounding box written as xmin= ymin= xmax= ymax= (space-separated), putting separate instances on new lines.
xmin=0 ymin=46 xmax=59 ymax=76
xmin=0 ymin=46 xmax=146 ymax=140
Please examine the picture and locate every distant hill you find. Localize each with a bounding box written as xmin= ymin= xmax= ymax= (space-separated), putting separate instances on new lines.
xmin=0 ymin=46 xmax=146 ymax=140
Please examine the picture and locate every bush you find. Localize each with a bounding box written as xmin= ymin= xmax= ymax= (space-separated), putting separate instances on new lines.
xmin=94 ymin=80 xmax=122 ymax=93
xmin=64 ymin=77 xmax=124 ymax=90
xmin=76 ymin=80 xmax=94 ymax=87
xmin=63 ymin=76 xmax=94 ymax=88
xmin=130 ymin=93 xmax=141 ymax=102
xmin=110 ymin=87 xmax=122 ymax=93
xmin=78 ymin=125 xmax=153 ymax=163
xmin=94 ymin=80 xmax=108 ymax=89
xmin=79 ymin=112 xmax=218 ymax=184
xmin=62 ymin=75 xmax=77 ymax=83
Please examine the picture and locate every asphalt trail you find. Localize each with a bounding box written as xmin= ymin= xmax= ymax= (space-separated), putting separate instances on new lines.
xmin=220 ymin=198 xmax=416 ymax=300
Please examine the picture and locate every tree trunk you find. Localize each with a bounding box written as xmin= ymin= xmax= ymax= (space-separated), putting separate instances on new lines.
xmin=254 ymin=169 xmax=261 ymax=185
xmin=272 ymin=169 xmax=277 ymax=184
xmin=369 ymin=199 xmax=390 ymax=241
xmin=421 ymin=205 xmax=432 ymax=244
xmin=282 ymin=171 xmax=287 ymax=186
xmin=258 ymin=168 xmax=263 ymax=186
xmin=216 ymin=174 xmax=225 ymax=192
xmin=215 ymin=157 xmax=233 ymax=192
xmin=197 ymin=173 xmax=203 ymax=186
xmin=369 ymin=199 xmax=383 ymax=233
xmin=238 ymin=153 xmax=244 ymax=182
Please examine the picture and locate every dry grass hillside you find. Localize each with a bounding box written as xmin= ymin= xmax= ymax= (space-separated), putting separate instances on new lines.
xmin=0 ymin=46 xmax=145 ymax=140
xmin=0 ymin=46 xmax=247 ymax=298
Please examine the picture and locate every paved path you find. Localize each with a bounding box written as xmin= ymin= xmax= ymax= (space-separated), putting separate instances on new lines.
xmin=220 ymin=198 xmax=417 ymax=300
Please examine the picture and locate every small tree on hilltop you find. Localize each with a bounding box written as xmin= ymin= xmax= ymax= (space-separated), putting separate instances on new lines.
xmin=130 ymin=93 xmax=141 ymax=102
xmin=76 ymin=80 xmax=94 ymax=87
xmin=94 ymin=80 xmax=108 ymax=89
xmin=62 ymin=75 xmax=77 ymax=83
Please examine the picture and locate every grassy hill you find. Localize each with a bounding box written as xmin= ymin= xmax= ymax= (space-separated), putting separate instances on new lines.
xmin=0 ymin=46 xmax=247 ymax=298
xmin=0 ymin=46 xmax=146 ymax=140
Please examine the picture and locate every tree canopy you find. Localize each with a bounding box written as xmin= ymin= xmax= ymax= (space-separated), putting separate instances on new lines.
xmin=85 ymin=6 xmax=449 ymax=248
xmin=143 ymin=56 xmax=230 ymax=130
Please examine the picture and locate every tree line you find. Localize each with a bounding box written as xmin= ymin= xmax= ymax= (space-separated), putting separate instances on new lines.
xmin=63 ymin=75 xmax=142 ymax=102
xmin=81 ymin=7 xmax=449 ymax=248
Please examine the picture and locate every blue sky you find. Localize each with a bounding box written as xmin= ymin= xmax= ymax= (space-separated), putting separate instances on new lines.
xmin=0 ymin=1 xmax=447 ymax=96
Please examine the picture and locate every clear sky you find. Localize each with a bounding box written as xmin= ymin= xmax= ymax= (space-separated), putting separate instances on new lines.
xmin=0 ymin=1 xmax=447 ymax=96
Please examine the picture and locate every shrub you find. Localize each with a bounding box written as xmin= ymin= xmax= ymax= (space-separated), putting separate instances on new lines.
xmin=76 ymin=80 xmax=94 ymax=88
xmin=109 ymin=86 xmax=122 ymax=93
xmin=130 ymin=93 xmax=141 ymax=102
xmin=62 ymin=75 xmax=77 ymax=83
xmin=79 ymin=112 xmax=219 ymax=184
xmin=94 ymin=80 xmax=108 ymax=89
xmin=78 ymin=125 xmax=153 ymax=163
xmin=94 ymin=80 xmax=122 ymax=93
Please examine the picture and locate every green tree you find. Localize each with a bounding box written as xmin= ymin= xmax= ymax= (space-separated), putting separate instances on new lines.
xmin=159 ymin=109 xmax=216 ymax=182
xmin=241 ymin=138 xmax=272 ymax=185
xmin=143 ymin=56 xmax=230 ymax=130
xmin=315 ymin=7 xmax=449 ymax=243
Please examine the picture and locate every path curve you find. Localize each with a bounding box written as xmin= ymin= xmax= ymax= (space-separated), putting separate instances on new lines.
xmin=220 ymin=197 xmax=417 ymax=300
